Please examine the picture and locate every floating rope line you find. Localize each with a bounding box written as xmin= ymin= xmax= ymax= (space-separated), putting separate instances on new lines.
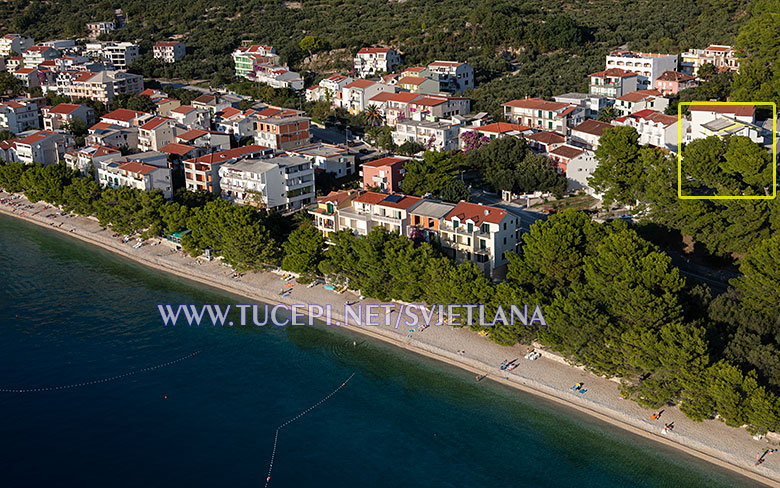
xmin=265 ymin=372 xmax=356 ymax=487
xmin=0 ymin=350 xmax=201 ymax=393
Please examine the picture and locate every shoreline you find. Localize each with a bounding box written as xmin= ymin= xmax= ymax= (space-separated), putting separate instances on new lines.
xmin=2 ymin=193 xmax=779 ymax=487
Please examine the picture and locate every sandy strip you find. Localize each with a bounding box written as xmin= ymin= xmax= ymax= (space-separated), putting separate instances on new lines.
xmin=2 ymin=192 xmax=779 ymax=487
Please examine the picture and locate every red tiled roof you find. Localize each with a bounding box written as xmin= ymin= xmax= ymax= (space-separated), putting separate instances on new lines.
xmin=525 ymin=131 xmax=566 ymax=144
xmin=705 ymin=45 xmax=732 ymax=52
xmin=572 ymin=119 xmax=614 ymax=136
xmin=368 ymin=92 xmax=397 ymax=103
xmin=502 ymin=98 xmax=570 ymax=111
xmin=217 ymin=106 xmax=242 ymax=118
xmin=18 ymin=130 xmax=55 ymax=145
xmin=118 ymin=161 xmax=158 ymax=176
xmin=362 ymin=156 xmax=407 ymax=168
xmin=429 ymin=61 xmax=465 ymax=67
xmin=616 ymin=89 xmax=662 ymax=103
xmin=589 ymin=68 xmax=638 ymax=78
xmin=171 ymin=105 xmax=196 ymax=114
xmin=477 ymin=122 xmax=531 ymax=134
xmin=192 ymin=94 xmax=216 ymax=104
xmin=47 ymin=103 xmax=82 ymax=115
xmin=688 ymin=104 xmax=755 ymax=117
xmin=139 ymin=116 xmax=170 ymax=131
xmin=446 ymin=201 xmax=507 ymax=225
xmin=619 ymin=109 xmax=678 ymax=127
xmin=344 ymin=79 xmax=375 ymax=89
xmin=185 ymin=145 xmax=269 ymax=165
xmin=318 ymin=189 xmax=358 ymax=205
xmin=160 ymin=143 xmax=196 ymax=155
xmin=377 ymin=194 xmax=421 ymax=209
xmin=397 ymin=76 xmax=427 ymax=86
xmin=102 ymin=108 xmax=146 ymax=123
xmin=656 ymin=71 xmax=696 ymax=82
xmin=386 ymin=92 xmax=422 ymax=103
xmin=358 ymin=47 xmax=392 ymax=54
xmin=90 ymin=121 xmax=114 ymax=131
xmin=411 ymin=97 xmax=446 ymax=107
xmin=14 ymin=68 xmax=35 ymax=74
xmin=549 ymin=145 xmax=585 ymax=159
xmin=354 ymin=192 xmax=388 ymax=204
xmin=154 ymin=41 xmax=180 ymax=47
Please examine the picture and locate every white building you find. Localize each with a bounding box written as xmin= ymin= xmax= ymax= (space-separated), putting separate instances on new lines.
xmin=342 ymin=79 xmax=395 ymax=115
xmin=64 ymin=144 xmax=120 ymax=176
xmin=0 ymin=34 xmax=33 ymax=57
xmin=138 ymin=116 xmax=175 ymax=151
xmin=588 ymin=68 xmax=639 ymax=98
xmin=247 ymin=64 xmax=304 ymax=91
xmin=393 ymin=117 xmax=464 ymax=152
xmin=687 ymin=104 xmax=763 ymax=144
xmin=605 ymin=51 xmax=678 ymax=89
xmin=427 ymin=61 xmax=474 ymax=92
xmin=86 ymin=21 xmax=116 ymax=39
xmin=569 ymin=119 xmax=614 ymax=150
xmin=84 ymin=42 xmax=139 ymax=70
xmin=169 ymin=105 xmax=210 ymax=130
xmin=353 ymin=47 xmax=401 ymax=78
xmin=306 ymin=74 xmax=353 ymax=107
xmin=42 ymin=103 xmax=95 ymax=131
xmin=680 ymin=45 xmax=739 ymax=76
xmin=562 ymin=148 xmax=600 ymax=194
xmin=153 ymin=41 xmax=186 ymax=63
xmin=613 ymin=89 xmax=669 ymax=117
xmin=22 ymin=45 xmax=59 ymax=69
xmin=554 ymin=93 xmax=612 ymax=119
xmin=0 ymin=101 xmax=40 ymax=134
xmin=15 ymin=130 xmax=66 ymax=165
xmin=97 ymin=160 xmax=173 ymax=199
xmin=219 ymin=155 xmax=316 ymax=211
xmin=502 ymin=98 xmax=584 ymax=135
xmin=287 ymin=143 xmax=356 ymax=177
xmin=60 ymin=70 xmax=143 ymax=106
xmin=614 ymin=109 xmax=685 ymax=152
xmin=183 ymin=144 xmax=271 ymax=194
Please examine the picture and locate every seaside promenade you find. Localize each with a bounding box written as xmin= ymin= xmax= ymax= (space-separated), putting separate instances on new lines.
xmin=2 ymin=190 xmax=779 ymax=487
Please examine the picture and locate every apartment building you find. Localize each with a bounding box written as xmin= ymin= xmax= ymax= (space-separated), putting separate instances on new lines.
xmin=0 ymin=34 xmax=33 ymax=56
xmin=176 ymin=129 xmax=232 ymax=151
xmin=288 ymin=143 xmax=357 ymax=177
xmin=22 ymin=45 xmax=59 ymax=69
xmin=247 ymin=64 xmax=304 ymax=91
xmin=384 ymin=92 xmax=424 ymax=126
xmin=680 ymin=45 xmax=739 ymax=76
xmin=614 ymin=109 xmax=685 ymax=151
xmin=353 ymin=47 xmax=401 ymax=78
xmin=393 ymin=117 xmax=464 ymax=152
xmin=101 ymin=108 xmax=149 ymax=128
xmin=605 ymin=51 xmax=678 ymax=89
xmin=547 ymin=144 xmax=589 ymax=174
xmin=153 ymin=41 xmax=186 ymax=63
xmin=342 ymin=79 xmax=395 ymax=115
xmin=169 ymin=105 xmax=210 ymax=130
xmin=396 ymin=76 xmax=440 ymax=94
xmin=687 ymin=104 xmax=763 ymax=143
xmin=15 ymin=130 xmax=66 ymax=165
xmin=84 ymin=42 xmax=139 ymax=69
xmin=502 ymin=98 xmax=584 ymax=135
xmin=183 ymin=145 xmax=272 ymax=194
xmin=97 ymin=160 xmax=173 ymax=199
xmin=42 ymin=103 xmax=95 ymax=131
xmin=613 ymin=89 xmax=669 ymax=117
xmin=305 ymin=74 xmax=353 ymax=107
xmin=562 ymin=149 xmax=600 ymax=194
xmin=254 ymin=116 xmax=311 ymax=151
xmin=525 ymin=131 xmax=566 ymax=154
xmin=427 ymin=61 xmax=474 ymax=92
xmin=438 ymin=201 xmax=520 ymax=278
xmin=458 ymin=122 xmax=532 ymax=150
xmin=0 ymin=101 xmax=40 ymax=134
xmin=64 ymin=144 xmax=119 ymax=176
xmin=335 ymin=192 xmax=421 ymax=236
xmin=655 ymin=71 xmax=698 ymax=95
xmin=232 ymin=44 xmax=280 ymax=78
xmin=588 ymin=68 xmax=639 ymax=98
xmin=138 ymin=116 xmax=175 ymax=151
xmin=309 ymin=189 xmax=362 ymax=238
xmin=60 ymin=70 xmax=143 ymax=106
xmin=86 ymin=21 xmax=116 ymax=39
xmin=218 ymin=154 xmax=316 ymax=211
xmin=361 ymin=156 xmax=408 ymax=192
xmin=12 ymin=68 xmax=40 ymax=89
xmin=569 ymin=119 xmax=614 ymax=150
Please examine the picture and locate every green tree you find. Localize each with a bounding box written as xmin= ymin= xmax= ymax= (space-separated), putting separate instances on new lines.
xmin=440 ymin=179 xmax=471 ymax=203
xmin=597 ymin=106 xmax=617 ymax=122
xmin=282 ymin=225 xmax=325 ymax=274
xmin=400 ymin=151 xmax=464 ymax=197
xmin=299 ymin=35 xmax=321 ymax=58
xmin=0 ymin=161 xmax=27 ymax=193
xmin=61 ymin=176 xmax=102 ymax=215
xmin=589 ymin=126 xmax=643 ymax=206
xmin=732 ymin=235 xmax=780 ymax=316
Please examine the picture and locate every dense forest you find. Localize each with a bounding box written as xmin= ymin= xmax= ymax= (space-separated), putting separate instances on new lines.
xmin=0 ymin=0 xmax=766 ymax=116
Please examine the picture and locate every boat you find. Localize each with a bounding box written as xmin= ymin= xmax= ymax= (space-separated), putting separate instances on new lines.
xmin=323 ymin=284 xmax=336 ymax=291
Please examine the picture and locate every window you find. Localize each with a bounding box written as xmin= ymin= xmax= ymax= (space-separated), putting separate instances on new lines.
xmin=467 ymin=222 xmax=473 ymax=233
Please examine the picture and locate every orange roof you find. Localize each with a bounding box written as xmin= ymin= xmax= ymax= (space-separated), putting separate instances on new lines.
xmin=185 ymin=145 xmax=269 ymax=165
xmin=47 ymin=103 xmax=82 ymax=115
xmin=687 ymin=104 xmax=755 ymax=117
xmin=358 ymin=47 xmax=392 ymax=54
xmin=103 ymin=108 xmax=146 ymax=123
xmin=572 ymin=119 xmax=614 ymax=136
xmin=502 ymin=98 xmax=570 ymax=111
xmin=397 ymin=76 xmax=427 ymax=86
xmin=317 ymin=189 xmax=359 ymax=205
xmin=656 ymin=71 xmax=696 ymax=82
xmin=217 ymin=106 xmax=242 ymax=118
xmin=90 ymin=121 xmax=114 ymax=131
xmin=446 ymin=201 xmax=507 ymax=225
xmin=477 ymin=122 xmax=531 ymax=134
xmin=14 ymin=68 xmax=35 ymax=74
xmin=525 ymin=131 xmax=566 ymax=144
xmin=411 ymin=97 xmax=446 ymax=107
xmin=705 ymin=45 xmax=733 ymax=52
xmin=368 ymin=92 xmax=397 ymax=103
xmin=344 ymin=79 xmax=375 ymax=89
xmin=160 ymin=143 xmax=196 ymax=155
xmin=354 ymin=192 xmax=388 ymax=205
xmin=549 ymin=145 xmax=585 ymax=159
xmin=118 ymin=161 xmax=159 ymax=176
xmin=18 ymin=130 xmax=56 ymax=145
xmin=362 ymin=156 xmax=407 ymax=168
xmin=171 ymin=105 xmax=196 ymax=114
xmin=386 ymin=92 xmax=422 ymax=103
xmin=139 ymin=116 xmax=170 ymax=131
xmin=589 ymin=68 xmax=638 ymax=78
xmin=377 ymin=194 xmax=421 ymax=209
xmin=616 ymin=89 xmax=662 ymax=103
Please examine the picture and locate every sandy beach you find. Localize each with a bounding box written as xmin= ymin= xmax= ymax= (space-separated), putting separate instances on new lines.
xmin=2 ymin=191 xmax=779 ymax=487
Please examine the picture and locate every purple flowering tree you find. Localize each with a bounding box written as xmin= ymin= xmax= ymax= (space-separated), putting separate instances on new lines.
xmin=460 ymin=130 xmax=491 ymax=153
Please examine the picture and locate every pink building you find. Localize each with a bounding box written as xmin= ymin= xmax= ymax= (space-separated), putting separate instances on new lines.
xmin=655 ymin=70 xmax=698 ymax=95
xmin=361 ymin=156 xmax=408 ymax=192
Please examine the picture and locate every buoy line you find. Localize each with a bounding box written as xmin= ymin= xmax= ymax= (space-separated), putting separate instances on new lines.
xmin=265 ymin=372 xmax=356 ymax=487
xmin=0 ymin=350 xmax=202 ymax=393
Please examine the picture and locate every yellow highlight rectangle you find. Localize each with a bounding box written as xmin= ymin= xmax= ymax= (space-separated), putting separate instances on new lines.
xmin=677 ymin=101 xmax=777 ymax=200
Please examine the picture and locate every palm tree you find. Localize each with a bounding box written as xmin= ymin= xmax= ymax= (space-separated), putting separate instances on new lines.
xmin=363 ymin=105 xmax=383 ymax=127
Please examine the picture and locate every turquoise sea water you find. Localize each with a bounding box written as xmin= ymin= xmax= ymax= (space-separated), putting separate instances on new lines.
xmin=0 ymin=214 xmax=763 ymax=487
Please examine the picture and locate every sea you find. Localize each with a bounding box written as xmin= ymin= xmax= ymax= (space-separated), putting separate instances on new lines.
xmin=0 ymin=213 xmax=763 ymax=488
